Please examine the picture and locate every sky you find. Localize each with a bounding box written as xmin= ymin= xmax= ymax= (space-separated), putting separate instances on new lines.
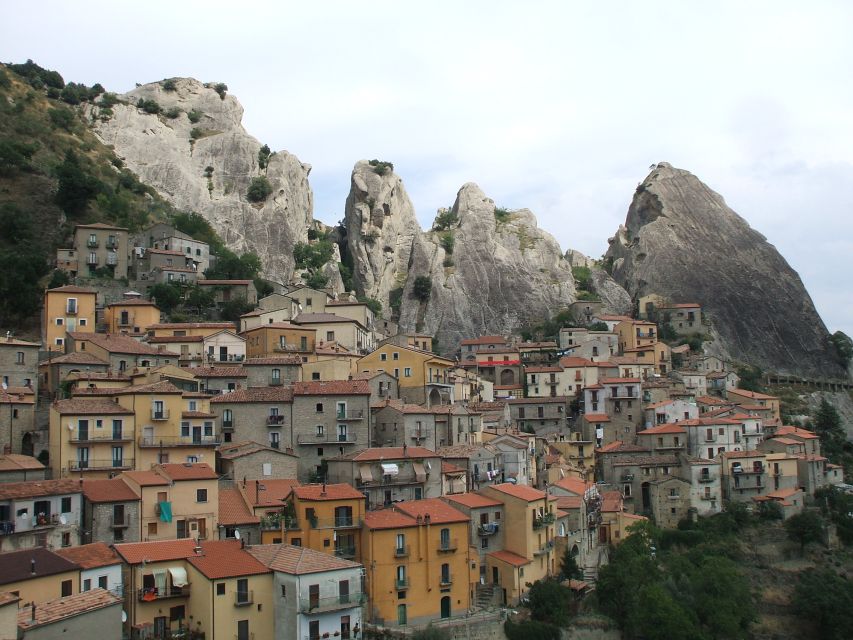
xmin=3 ymin=1 xmax=851 ymax=336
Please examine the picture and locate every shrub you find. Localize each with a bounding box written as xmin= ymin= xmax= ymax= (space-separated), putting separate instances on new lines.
xmin=439 ymin=231 xmax=454 ymax=255
xmin=432 ymin=207 xmax=458 ymax=230
xmin=258 ymin=144 xmax=271 ymax=169
xmin=190 ymin=128 xmax=204 ymax=140
xmin=55 ymin=150 xmax=102 ymax=216
xmin=187 ymin=109 xmax=203 ymax=123
xmin=358 ymin=297 xmax=382 ymax=316
xmin=293 ymin=240 xmax=335 ymax=271
xmin=246 ymin=176 xmax=273 ymax=202
xmin=8 ymin=59 xmax=65 ymax=89
xmin=389 ymin=287 xmax=403 ymax=316
xmin=368 ymin=158 xmax=394 ymax=176
xmin=213 ymin=83 xmax=228 ymax=99
xmin=162 ymin=78 xmax=177 ymax=91
xmin=494 ymin=206 xmax=511 ymax=223
xmin=100 ymin=92 xmax=119 ymax=108
xmin=138 ymin=99 xmax=161 ymax=114
xmin=164 ymin=106 xmax=181 ymax=119
xmin=48 ymin=107 xmax=75 ymax=130
xmin=305 ymin=272 xmax=329 ymax=290
xmin=203 ymin=166 xmax=214 ymax=178
xmin=504 ymin=619 xmax=560 ymax=640
xmin=413 ymin=276 xmax=432 ymax=301
xmin=0 ymin=140 xmax=37 ymax=175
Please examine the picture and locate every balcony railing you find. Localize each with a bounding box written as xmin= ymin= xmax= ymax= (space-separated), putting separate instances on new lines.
xmin=300 ymin=593 xmax=366 ymax=614
xmin=334 ymin=545 xmax=356 ymax=559
xmin=698 ymin=474 xmax=715 ymax=483
xmin=111 ymin=515 xmax=130 ymax=528
xmin=151 ymin=409 xmax=171 ymax=421
xmin=477 ymin=523 xmax=499 ymax=536
xmin=0 ymin=521 xmax=16 ymax=535
xmin=222 ymin=420 xmax=234 ymax=431
xmin=438 ymin=539 xmax=458 ymax=552
xmin=700 ymin=494 xmax=717 ymax=501
xmin=296 ymin=432 xmax=357 ymax=444
xmin=86 ymin=256 xmax=99 ymax=265
xmin=234 ymin=590 xmax=253 ymax=606
xmin=394 ymin=545 xmax=410 ymax=558
xmin=87 ymin=239 xmax=100 ymax=248
xmin=621 ymin=474 xmax=635 ymax=482
xmin=534 ymin=540 xmax=554 ymax=556
xmin=68 ymin=458 xmax=134 ymax=472
xmin=137 ymin=586 xmax=189 ymax=602
xmin=336 ymin=410 xmax=364 ymax=421
xmin=395 ymin=579 xmax=409 ymax=590
xmin=70 ymin=431 xmax=132 ymax=443
xmin=733 ymin=465 xmax=764 ymax=475
xmin=138 ymin=436 xmax=220 ymax=447
xmin=259 ymin=514 xmax=298 ymax=531
xmin=274 ymin=344 xmax=302 ymax=353
xmin=439 ymin=574 xmax=453 ymax=586
xmin=105 ymin=240 xmax=119 ymax=250
xmin=269 ymin=377 xmax=283 ymax=386
xmin=266 ymin=414 xmax=285 ymax=426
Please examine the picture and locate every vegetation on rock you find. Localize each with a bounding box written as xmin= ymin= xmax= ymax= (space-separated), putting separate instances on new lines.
xmin=246 ymin=176 xmax=273 ymax=202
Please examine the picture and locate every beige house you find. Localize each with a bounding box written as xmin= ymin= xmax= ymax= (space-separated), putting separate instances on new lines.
xmin=294 ymin=312 xmax=372 ymax=354
xmin=43 ymin=286 xmax=97 ymax=352
xmin=73 ymin=223 xmax=129 ymax=279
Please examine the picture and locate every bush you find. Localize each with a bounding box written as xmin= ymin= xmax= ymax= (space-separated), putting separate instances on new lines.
xmin=793 ymin=568 xmax=853 ymax=639
xmin=785 ymin=511 xmax=825 ymax=553
xmin=494 ymin=206 xmax=511 ymax=223
xmin=413 ymin=276 xmax=432 ymax=302
xmin=55 ymin=150 xmax=102 ymax=216
xmin=148 ymin=283 xmax=182 ymax=313
xmin=389 ymin=287 xmax=403 ymax=316
xmin=305 ymin=272 xmax=329 ymax=290
xmin=164 ymin=106 xmax=181 ymax=119
xmin=0 ymin=140 xmax=37 ymax=175
xmin=187 ymin=109 xmax=203 ymax=123
xmin=221 ymin=296 xmax=253 ymax=322
xmin=293 ymin=241 xmax=334 ymax=271
xmin=190 ymin=128 xmax=204 ymax=140
xmin=258 ymin=144 xmax=271 ymax=169
xmin=433 ymin=207 xmax=458 ymax=231
xmin=358 ymin=297 xmax=382 ymax=316
xmin=48 ymin=107 xmax=75 ymax=130
xmin=100 ymin=92 xmax=120 ymax=108
xmin=8 ymin=59 xmax=65 ymax=89
xmin=246 ymin=176 xmax=273 ymax=202
xmin=162 ymin=78 xmax=177 ymax=91
xmin=213 ymin=83 xmax=228 ymax=99
xmin=368 ymin=158 xmax=394 ymax=175
xmin=204 ymin=166 xmax=214 ymax=178
xmin=504 ymin=619 xmax=560 ymax=640
xmin=439 ymin=231 xmax=454 ymax=255
xmin=137 ymin=98 xmax=161 ymax=114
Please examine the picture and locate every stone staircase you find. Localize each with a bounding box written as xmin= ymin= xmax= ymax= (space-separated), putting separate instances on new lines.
xmin=476 ymin=584 xmax=497 ymax=609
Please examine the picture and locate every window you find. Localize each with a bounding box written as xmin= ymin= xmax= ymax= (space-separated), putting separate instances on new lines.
xmin=98 ymin=576 xmax=107 ymax=590
xmin=61 ymin=580 xmax=72 ymax=597
xmin=236 ymin=578 xmax=250 ymax=604
xmin=326 ymin=331 xmax=335 ymax=341
xmin=269 ymin=432 xmax=280 ymax=449
xmin=316 ymin=402 xmax=324 ymax=413
xmin=392 ymin=352 xmax=399 ymax=360
xmin=280 ymin=585 xmax=286 ymax=597
xmin=83 ymin=579 xmax=92 ymax=591
xmin=197 ymin=489 xmax=208 ymax=503
xmin=66 ymin=298 xmax=78 ymax=314
xmin=16 ymin=351 xmax=24 ymax=364
xmin=61 ymin=497 xmax=72 ymax=513
xmin=380 ymin=353 xmax=387 ymax=361
xmin=440 ymin=527 xmax=451 ymax=549
xmin=404 ymin=367 xmax=412 ymax=377
xmin=55 ymin=318 xmax=64 ymax=326
xmin=148 ymin=522 xmax=158 ymax=536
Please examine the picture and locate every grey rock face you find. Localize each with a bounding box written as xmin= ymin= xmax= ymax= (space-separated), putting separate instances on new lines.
xmin=589 ymin=267 xmax=633 ymax=316
xmin=605 ymin=162 xmax=843 ymax=377
xmin=90 ymin=78 xmax=314 ymax=285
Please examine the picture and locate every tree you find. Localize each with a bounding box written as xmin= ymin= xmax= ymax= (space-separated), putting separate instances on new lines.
xmin=55 ymin=150 xmax=101 ymax=216
xmin=149 ymin=283 xmax=182 ymax=314
xmin=811 ymin=398 xmax=846 ymax=461
xmin=254 ymin=278 xmax=274 ymax=299
xmin=793 ymin=568 xmax=853 ymax=640
xmin=830 ymin=330 xmax=853 ymax=365
xmin=185 ymin=286 xmax=215 ymax=314
xmin=503 ymin=619 xmax=560 ymax=640
xmin=413 ymin=276 xmax=432 ymax=302
xmin=634 ymin=583 xmax=702 ymax=640
xmin=526 ymin=578 xmax=571 ymax=627
xmin=785 ymin=511 xmax=824 ymax=553
xmin=735 ymin=365 xmax=764 ymax=392
xmin=221 ymin=296 xmax=253 ymax=322
xmin=258 ymin=144 xmax=271 ymax=169
xmin=246 ymin=176 xmax=272 ymax=202
xmin=560 ymin=547 xmax=583 ymax=580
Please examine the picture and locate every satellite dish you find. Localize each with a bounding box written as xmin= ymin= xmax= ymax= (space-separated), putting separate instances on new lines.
xmin=67 ymin=423 xmax=74 ymax=431
xmin=122 ymin=611 xmax=128 ymax=623
xmin=234 ymin=529 xmax=241 ymax=540
xmin=59 ymin=515 xmax=68 ymax=525
xmin=1 ymin=382 xmax=6 ymax=390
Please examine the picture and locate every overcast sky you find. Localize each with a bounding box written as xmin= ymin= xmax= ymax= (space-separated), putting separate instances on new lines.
xmin=3 ymin=1 xmax=851 ymax=337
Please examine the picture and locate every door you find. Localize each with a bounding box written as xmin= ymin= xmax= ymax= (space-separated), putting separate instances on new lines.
xmin=339 ymin=579 xmax=350 ymax=604
xmin=78 ymin=419 xmax=89 ymax=441
xmin=192 ymin=426 xmax=202 ymax=443
xmin=397 ymin=604 xmax=407 ymax=625
xmin=112 ymin=446 xmax=123 ymax=467
xmin=440 ymin=596 xmax=451 ymax=619
xmin=237 ymin=620 xmax=249 ymax=640
xmin=77 ymin=447 xmax=89 ymax=469
xmin=492 ymin=566 xmax=499 ymax=585
xmin=143 ymin=426 xmax=154 ymax=446
xmin=220 ymin=346 xmax=228 ymax=362
xmin=153 ymin=401 xmax=164 ymax=420
xmin=154 ymin=616 xmax=167 ymax=639
xmin=112 ymin=420 xmax=122 ymax=440
xmin=309 ymin=584 xmax=320 ymax=609
xmin=338 ymin=424 xmax=348 ymax=442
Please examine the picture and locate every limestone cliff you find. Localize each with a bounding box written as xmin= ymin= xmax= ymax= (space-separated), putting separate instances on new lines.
xmin=89 ymin=78 xmax=316 ymax=285
xmin=605 ymin=162 xmax=843 ymax=377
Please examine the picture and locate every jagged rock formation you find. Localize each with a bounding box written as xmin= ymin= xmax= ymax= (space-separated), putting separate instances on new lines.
xmin=89 ymin=78 xmax=317 ymax=285
xmin=606 ymin=162 xmax=843 ymax=377
xmin=589 ymin=267 xmax=633 ymax=317
xmin=344 ymin=166 xmax=577 ymax=352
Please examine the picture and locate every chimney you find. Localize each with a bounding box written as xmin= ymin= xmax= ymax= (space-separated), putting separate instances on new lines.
xmin=403 ymin=443 xmax=408 ymax=457
xmin=31 ymin=558 xmax=36 ymax=575
xmin=424 ymin=513 xmax=431 ymax=525
xmin=321 ymin=482 xmax=327 ymax=497
xmin=30 ymin=603 xmax=36 ymax=623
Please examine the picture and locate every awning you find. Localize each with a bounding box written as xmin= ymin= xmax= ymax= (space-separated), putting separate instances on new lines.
xmin=412 ymin=462 xmax=426 ymax=483
xmin=381 ymin=463 xmax=399 ymax=476
xmin=168 ymin=567 xmax=188 ymax=587
xmin=359 ymin=464 xmax=374 ymax=483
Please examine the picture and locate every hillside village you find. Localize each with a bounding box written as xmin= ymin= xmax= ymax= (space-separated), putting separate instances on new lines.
xmin=0 ymin=219 xmax=850 ymax=639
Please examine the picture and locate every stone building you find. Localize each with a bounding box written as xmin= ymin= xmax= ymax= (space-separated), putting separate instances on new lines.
xmin=81 ymin=477 xmax=141 ymax=545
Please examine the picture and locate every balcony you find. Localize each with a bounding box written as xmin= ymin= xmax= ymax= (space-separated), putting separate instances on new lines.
xmin=266 ymin=414 xmax=285 ymax=426
xmin=437 ymin=539 xmax=458 ymax=552
xmin=105 ymin=239 xmax=119 ymax=250
xmin=394 ymin=545 xmax=410 ymax=558
xmin=138 ymin=435 xmax=220 ymax=448
xmin=259 ymin=514 xmax=298 ymax=531
xmin=698 ymin=474 xmax=715 ymax=483
xmin=621 ymin=474 xmax=635 ymax=482
xmin=296 ymin=432 xmax=357 ymax=444
xmin=308 ymin=516 xmax=361 ymax=530
xmin=534 ymin=540 xmax=555 ymax=556
xmin=0 ymin=521 xmax=16 ymax=535
xmin=106 ymin=254 xmax=118 ymax=266
xmin=86 ymin=255 xmax=99 ymax=265
xmin=477 ymin=523 xmax=499 ymax=536
xmin=300 ymin=593 xmax=366 ymax=614
xmin=234 ymin=590 xmax=253 ymax=607
xmin=137 ymin=586 xmax=189 ymax=602
xmin=111 ymin=515 xmax=130 ymax=529
xmin=439 ymin=574 xmax=453 ymax=587
xmin=700 ymin=494 xmax=717 ymax=501
xmin=733 ymin=465 xmax=764 ymax=475
xmin=533 ymin=514 xmax=555 ymax=529
xmin=70 ymin=431 xmax=132 ymax=443
xmin=269 ymin=377 xmax=283 ymax=386
xmin=333 ymin=545 xmax=356 ymax=559
xmin=336 ymin=410 xmax=365 ymax=421
xmin=66 ymin=305 xmax=78 ymax=316
xmin=151 ymin=409 xmax=171 ymax=421
xmin=87 ymin=239 xmax=100 ymax=248
xmin=68 ymin=458 xmax=134 ymax=472
xmin=222 ymin=420 xmax=234 ymax=432
xmin=274 ymin=343 xmax=302 ymax=353
xmin=395 ymin=579 xmax=409 ymax=590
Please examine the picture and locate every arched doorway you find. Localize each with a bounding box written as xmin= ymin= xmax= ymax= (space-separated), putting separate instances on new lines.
xmin=21 ymin=432 xmax=34 ymax=457
xmin=499 ymin=369 xmax=515 ymax=386
xmin=428 ymin=388 xmax=442 ymax=407
xmin=440 ymin=596 xmax=451 ymax=619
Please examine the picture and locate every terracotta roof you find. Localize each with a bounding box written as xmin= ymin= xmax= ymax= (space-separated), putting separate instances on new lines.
xmin=181 ymin=410 xmax=216 ymax=419
xmin=728 ymin=388 xmax=778 ymax=400
xmin=338 ymin=447 xmax=438 ymax=462
xmin=17 ymin=588 xmax=121 ymax=630
xmin=159 ymin=463 xmax=218 ymax=481
xmin=508 ymin=396 xmax=567 ymax=404
xmin=488 ymin=550 xmax=530 ymax=567
xmin=720 ymin=450 xmax=767 ymax=459
xmin=146 ymin=335 xmax=204 ymax=343
xmin=217 ymin=441 xmax=296 ymax=460
xmin=553 ymin=495 xmax=582 ymax=510
xmin=47 ymin=285 xmax=97 ymax=294
xmin=0 ymin=479 xmax=81 ymax=501
xmin=40 ymin=352 xmax=109 ymax=366
xmin=148 ymin=322 xmax=235 ymax=329
xmin=437 ymin=444 xmax=495 ymax=458
xmin=114 ymin=538 xmax=201 ymax=564
xmin=0 ymin=454 xmax=45 ymax=472
xmin=441 ymin=461 xmax=466 ymax=474
xmin=637 ymin=423 xmax=686 ymax=435
xmin=218 ymin=487 xmax=259 ymax=526
xmin=696 ymin=395 xmax=730 ymax=405
xmin=52 ymin=398 xmax=134 ymax=415
xmin=210 ymin=387 xmax=293 ymax=403
xmin=292 ymin=380 xmax=370 ymax=396
xmin=0 ymin=337 xmax=40 ymax=347
xmin=0 ymin=592 xmax=20 ymax=606
xmin=67 ymin=332 xmax=164 ymax=356
xmin=596 ymin=441 xmax=649 ymax=454
xmin=487 ymin=483 xmax=546 ymax=502
xmin=55 ymin=542 xmax=120 ymax=569
xmin=81 ymin=478 xmax=140 ymax=503
xmin=364 ymin=508 xmax=420 ymax=530
xmin=395 ymin=498 xmax=469 ymax=524
xmin=678 ymin=417 xmax=743 ymax=427
xmin=187 ymin=540 xmax=271 ymax=579
xmin=0 ymin=547 xmax=80 ymax=585
xmin=583 ymin=414 xmax=611 ymax=422
xmin=247 ymin=544 xmax=361 ymax=574
xmin=114 ymin=380 xmax=183 ymax=395
xmin=122 ymin=470 xmax=170 ymax=487
xmin=247 ymin=479 xmax=300 ymax=507
xmin=600 ymin=377 xmax=641 ymax=384
xmin=775 ymin=426 xmax=819 ymax=440
xmin=243 ymin=356 xmax=303 ymax=366
xmin=290 ymin=483 xmax=364 ymax=501
xmin=146 ymin=248 xmax=185 ymax=256
xmin=106 ymin=298 xmax=159 ymax=307
xmin=242 ymin=322 xmax=314 ymax=332
xmin=551 ymin=477 xmax=589 ymax=496
xmin=525 ymin=366 xmax=562 ymax=374
xmin=612 ymin=455 xmax=680 ymax=467
xmin=294 ymin=313 xmax=365 ymax=327
xmin=67 ymin=371 xmax=131 ymax=381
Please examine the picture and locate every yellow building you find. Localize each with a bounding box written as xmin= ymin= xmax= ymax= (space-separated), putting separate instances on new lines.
xmin=49 ymin=397 xmax=136 ymax=478
xmin=146 ymin=322 xmax=236 ymax=339
xmin=104 ymin=298 xmax=161 ymax=335
xmin=362 ymin=498 xmax=473 ymax=626
xmin=0 ymin=547 xmax=80 ymax=604
xmin=274 ymin=484 xmax=366 ymax=561
xmin=243 ymin=322 xmax=317 ymax=359
xmin=43 ymin=285 xmax=97 ymax=352
xmin=615 ymin=319 xmax=658 ymax=353
xmin=358 ymin=343 xmax=455 ymax=405
xmin=122 ymin=463 xmax=219 ymax=542
xmin=302 ymin=343 xmax=359 ymax=381
xmin=115 ymin=538 xmax=271 ymax=640
xmin=480 ymin=483 xmax=556 ymax=605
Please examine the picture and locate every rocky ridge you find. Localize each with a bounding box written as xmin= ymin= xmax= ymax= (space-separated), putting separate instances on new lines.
xmin=605 ymin=162 xmax=843 ymax=377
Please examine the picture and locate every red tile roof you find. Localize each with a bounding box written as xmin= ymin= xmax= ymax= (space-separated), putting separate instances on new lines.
xmin=775 ymin=426 xmax=819 ymax=440
xmin=596 ymin=441 xmax=649 ymax=454
xmin=342 ymin=447 xmax=438 ymax=461
xmin=487 ymin=550 xmax=530 ymax=567
xmin=728 ymin=388 xmax=778 ymax=400
xmin=82 ymin=478 xmax=140 ymax=503
xmin=218 ymin=487 xmax=259 ymax=526
xmin=0 ymin=479 xmax=81 ymax=500
xmin=246 ymin=479 xmax=300 ymax=507
xmin=551 ymin=477 xmax=588 ymax=496
xmin=583 ymin=414 xmax=611 ymax=422
xmin=0 ymin=547 xmax=80 ymax=585
xmin=52 ymin=398 xmax=134 ymax=415
xmin=187 ymin=540 xmax=270 ymax=579
xmin=210 ymin=387 xmax=294 ymax=403
xmin=0 ymin=454 xmax=45 ymax=472
xmin=148 ymin=322 xmax=235 ymax=329
xmin=17 ymin=588 xmax=121 ymax=630
xmin=487 ymin=483 xmax=546 ymax=502
xmin=364 ymin=508 xmax=420 ymax=530
xmin=443 ymin=493 xmax=503 ymax=509
xmin=243 ymin=356 xmax=303 ymax=366
xmin=395 ymin=498 xmax=469 ymax=524
xmin=47 ymin=285 xmax=97 ymax=294
xmin=67 ymin=332 xmax=164 ymax=356
xmin=106 ymin=299 xmax=158 ymax=307
xmin=159 ymin=463 xmax=218 ymax=481
xmin=40 ymin=352 xmax=109 ymax=366
xmin=292 ymin=380 xmax=370 ymax=396
xmin=242 ymin=322 xmax=315 ymax=332
xmin=247 ymin=544 xmax=361 ymax=574
xmin=291 ymin=484 xmax=365 ymax=501
xmin=600 ymin=377 xmax=641 ymax=384
xmin=55 ymin=542 xmax=120 ymax=569
xmin=122 ymin=471 xmax=170 ymax=487
xmin=146 ymin=335 xmax=204 ymax=343
xmin=637 ymin=423 xmax=686 ymax=435
xmin=114 ymin=538 xmax=200 ymax=564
